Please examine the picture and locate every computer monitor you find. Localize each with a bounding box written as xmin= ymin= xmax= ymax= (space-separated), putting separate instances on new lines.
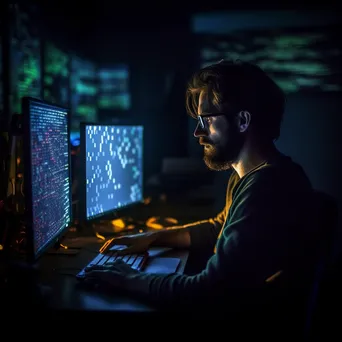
xmin=79 ymin=123 xmax=144 ymax=222
xmin=22 ymin=97 xmax=72 ymax=261
xmin=70 ymin=56 xmax=98 ymax=147
xmin=97 ymin=65 xmax=131 ymax=111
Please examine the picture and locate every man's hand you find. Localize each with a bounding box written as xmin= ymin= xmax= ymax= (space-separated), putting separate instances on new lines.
xmin=83 ymin=259 xmax=139 ymax=289
xmin=100 ymin=232 xmax=157 ymax=255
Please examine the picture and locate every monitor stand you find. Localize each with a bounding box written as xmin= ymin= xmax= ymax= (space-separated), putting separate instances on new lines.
xmin=46 ymin=237 xmax=82 ymax=256
xmin=46 ymin=232 xmax=106 ymax=256
xmin=46 ymin=243 xmax=80 ymax=255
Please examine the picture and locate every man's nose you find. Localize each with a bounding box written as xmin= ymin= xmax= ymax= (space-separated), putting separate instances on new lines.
xmin=193 ymin=122 xmax=208 ymax=137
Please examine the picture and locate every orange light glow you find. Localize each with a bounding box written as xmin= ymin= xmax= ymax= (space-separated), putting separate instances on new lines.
xmin=111 ymin=218 xmax=126 ymax=233
xmin=95 ymin=232 xmax=105 ymax=240
xmin=143 ymin=197 xmax=152 ymax=205
xmin=146 ymin=217 xmax=164 ymax=230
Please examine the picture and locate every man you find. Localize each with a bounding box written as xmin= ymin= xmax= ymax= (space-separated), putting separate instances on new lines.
xmin=84 ymin=61 xmax=319 ymax=324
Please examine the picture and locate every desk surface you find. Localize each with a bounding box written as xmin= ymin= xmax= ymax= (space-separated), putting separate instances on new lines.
xmin=37 ymin=237 xmax=188 ymax=312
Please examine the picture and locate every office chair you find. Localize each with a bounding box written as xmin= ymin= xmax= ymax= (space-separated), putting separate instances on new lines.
xmin=303 ymin=190 xmax=338 ymax=339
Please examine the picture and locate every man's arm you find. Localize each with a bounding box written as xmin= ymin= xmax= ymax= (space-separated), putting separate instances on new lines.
xmin=149 ymin=217 xmax=226 ymax=250
xmin=121 ymin=171 xmax=295 ymax=310
xmin=150 ymin=172 xmax=238 ymax=251
xmin=102 ymin=205 xmax=230 ymax=255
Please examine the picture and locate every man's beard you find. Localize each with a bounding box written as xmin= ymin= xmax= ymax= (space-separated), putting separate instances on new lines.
xmin=203 ymin=130 xmax=245 ymax=171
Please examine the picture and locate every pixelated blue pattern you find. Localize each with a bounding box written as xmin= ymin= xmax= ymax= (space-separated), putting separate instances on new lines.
xmin=85 ymin=125 xmax=143 ymax=220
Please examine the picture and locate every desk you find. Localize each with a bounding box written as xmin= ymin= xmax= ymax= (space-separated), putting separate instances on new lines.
xmin=2 ymin=200 xmax=204 ymax=313
xmin=36 ymin=237 xmax=189 ymax=312
xmin=36 ymin=198 xmax=209 ymax=312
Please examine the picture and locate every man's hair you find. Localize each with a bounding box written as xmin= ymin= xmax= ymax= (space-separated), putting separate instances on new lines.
xmin=185 ymin=60 xmax=286 ymax=141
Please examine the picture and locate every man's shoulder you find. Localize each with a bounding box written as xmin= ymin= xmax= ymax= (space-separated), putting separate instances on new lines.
xmin=237 ymin=156 xmax=311 ymax=197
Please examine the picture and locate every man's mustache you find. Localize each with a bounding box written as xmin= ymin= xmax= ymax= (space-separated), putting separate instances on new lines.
xmin=199 ymin=138 xmax=213 ymax=145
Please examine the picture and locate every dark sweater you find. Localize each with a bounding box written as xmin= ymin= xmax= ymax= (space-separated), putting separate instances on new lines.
xmin=126 ymin=155 xmax=318 ymax=317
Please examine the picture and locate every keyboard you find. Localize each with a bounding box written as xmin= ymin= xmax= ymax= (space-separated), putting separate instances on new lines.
xmin=76 ymin=244 xmax=148 ymax=279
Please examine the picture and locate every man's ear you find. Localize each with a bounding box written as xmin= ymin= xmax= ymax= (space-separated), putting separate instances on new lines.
xmin=237 ymin=111 xmax=251 ymax=133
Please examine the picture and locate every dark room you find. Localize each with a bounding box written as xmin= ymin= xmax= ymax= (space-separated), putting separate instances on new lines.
xmin=0 ymin=1 xmax=341 ymax=337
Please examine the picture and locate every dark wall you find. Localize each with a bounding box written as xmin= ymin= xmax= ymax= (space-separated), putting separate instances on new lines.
xmin=276 ymin=93 xmax=342 ymax=199
xmin=276 ymin=93 xmax=342 ymax=247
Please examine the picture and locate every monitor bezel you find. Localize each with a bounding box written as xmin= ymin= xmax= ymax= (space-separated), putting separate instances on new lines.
xmin=22 ymin=96 xmax=73 ymax=262
xmin=79 ymin=121 xmax=144 ymax=223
